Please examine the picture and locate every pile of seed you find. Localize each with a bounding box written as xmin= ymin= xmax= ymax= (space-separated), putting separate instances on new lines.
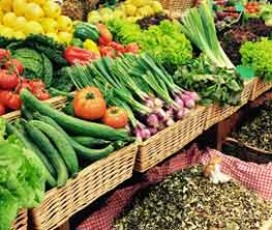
xmin=231 ymin=100 xmax=272 ymax=152
xmin=114 ymin=166 xmax=272 ymax=230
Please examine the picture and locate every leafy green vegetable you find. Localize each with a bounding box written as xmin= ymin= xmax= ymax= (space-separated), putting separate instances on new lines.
xmin=173 ymin=56 xmax=244 ymax=106
xmin=107 ymin=19 xmax=192 ymax=68
xmin=240 ymin=38 xmax=272 ymax=81
xmin=0 ymin=119 xmax=45 ymax=230
xmin=51 ymin=67 xmax=74 ymax=92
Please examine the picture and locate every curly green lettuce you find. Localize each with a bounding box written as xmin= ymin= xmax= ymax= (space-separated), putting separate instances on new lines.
xmin=240 ymin=38 xmax=272 ymax=81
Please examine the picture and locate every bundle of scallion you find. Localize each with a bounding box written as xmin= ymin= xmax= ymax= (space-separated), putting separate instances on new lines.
xmin=180 ymin=0 xmax=235 ymax=69
xmin=67 ymin=54 xmax=200 ymax=140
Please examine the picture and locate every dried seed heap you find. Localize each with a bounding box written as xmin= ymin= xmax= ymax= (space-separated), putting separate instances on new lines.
xmin=115 ymin=166 xmax=272 ymax=230
xmin=232 ymin=100 xmax=272 ymax=152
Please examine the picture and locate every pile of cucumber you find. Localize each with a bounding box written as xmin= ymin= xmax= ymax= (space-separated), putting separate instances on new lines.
xmin=7 ymin=89 xmax=134 ymax=189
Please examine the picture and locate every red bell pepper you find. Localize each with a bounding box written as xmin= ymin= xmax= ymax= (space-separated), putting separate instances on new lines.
xmin=64 ymin=46 xmax=100 ymax=65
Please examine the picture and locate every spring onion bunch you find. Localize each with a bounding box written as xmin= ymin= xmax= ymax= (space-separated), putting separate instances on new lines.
xmin=68 ymin=54 xmax=200 ymax=140
xmin=180 ymin=0 xmax=234 ymax=69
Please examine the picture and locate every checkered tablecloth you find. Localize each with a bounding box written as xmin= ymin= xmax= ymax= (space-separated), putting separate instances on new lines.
xmin=77 ymin=145 xmax=272 ymax=230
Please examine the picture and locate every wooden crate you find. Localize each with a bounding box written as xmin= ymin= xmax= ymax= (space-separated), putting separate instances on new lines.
xmin=250 ymin=78 xmax=272 ymax=101
xmin=134 ymin=106 xmax=207 ymax=172
xmin=31 ymin=143 xmax=138 ymax=230
xmin=12 ymin=210 xmax=27 ymax=230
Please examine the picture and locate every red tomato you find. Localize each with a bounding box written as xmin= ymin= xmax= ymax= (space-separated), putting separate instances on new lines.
xmin=97 ymin=23 xmax=113 ymax=46
xmin=0 ymin=70 xmax=20 ymax=90
xmin=0 ymin=90 xmax=21 ymax=110
xmin=99 ymin=46 xmax=116 ymax=58
xmin=125 ymin=43 xmax=139 ymax=54
xmin=73 ymin=87 xmax=106 ymax=120
xmin=15 ymin=78 xmax=32 ymax=93
xmin=33 ymin=90 xmax=51 ymax=100
xmin=109 ymin=42 xmax=125 ymax=53
xmin=4 ymin=59 xmax=24 ymax=74
xmin=0 ymin=103 xmax=6 ymax=115
xmin=102 ymin=106 xmax=128 ymax=129
xmin=29 ymin=79 xmax=46 ymax=90
xmin=0 ymin=49 xmax=10 ymax=62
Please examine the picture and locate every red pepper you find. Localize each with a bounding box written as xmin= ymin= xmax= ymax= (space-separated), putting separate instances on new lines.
xmin=99 ymin=46 xmax=116 ymax=58
xmin=64 ymin=46 xmax=100 ymax=65
xmin=125 ymin=43 xmax=139 ymax=54
xmin=109 ymin=42 xmax=125 ymax=53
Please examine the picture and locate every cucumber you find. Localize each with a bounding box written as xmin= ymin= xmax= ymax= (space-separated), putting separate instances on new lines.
xmin=71 ymin=140 xmax=114 ymax=161
xmin=21 ymin=89 xmax=130 ymax=141
xmin=6 ymin=122 xmax=56 ymax=187
xmin=30 ymin=120 xmax=79 ymax=176
xmin=72 ymin=136 xmax=110 ymax=148
xmin=21 ymin=106 xmax=34 ymax=120
xmin=22 ymin=120 xmax=68 ymax=187
xmin=34 ymin=114 xmax=115 ymax=161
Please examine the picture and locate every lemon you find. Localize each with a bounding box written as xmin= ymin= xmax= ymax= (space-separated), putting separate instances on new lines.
xmin=13 ymin=16 xmax=27 ymax=31
xmin=124 ymin=4 xmax=137 ymax=16
xmin=58 ymin=31 xmax=72 ymax=45
xmin=23 ymin=21 xmax=44 ymax=35
xmin=57 ymin=15 xmax=73 ymax=32
xmin=3 ymin=12 xmax=17 ymax=27
xmin=0 ymin=0 xmax=13 ymax=13
xmin=13 ymin=0 xmax=27 ymax=16
xmin=0 ymin=10 xmax=3 ymax=24
xmin=0 ymin=27 xmax=14 ymax=38
xmin=43 ymin=1 xmax=61 ymax=19
xmin=87 ymin=11 xmax=101 ymax=23
xmin=32 ymin=0 xmax=47 ymax=5
xmin=40 ymin=18 xmax=58 ymax=33
xmin=46 ymin=32 xmax=59 ymax=42
xmin=13 ymin=31 xmax=25 ymax=39
xmin=25 ymin=3 xmax=44 ymax=20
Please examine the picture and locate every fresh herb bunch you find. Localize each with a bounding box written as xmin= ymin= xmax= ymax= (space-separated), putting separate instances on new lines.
xmin=173 ymin=56 xmax=243 ymax=106
xmin=115 ymin=165 xmax=272 ymax=230
xmin=106 ymin=19 xmax=193 ymax=68
xmin=231 ymin=100 xmax=272 ymax=151
xmin=240 ymin=38 xmax=272 ymax=81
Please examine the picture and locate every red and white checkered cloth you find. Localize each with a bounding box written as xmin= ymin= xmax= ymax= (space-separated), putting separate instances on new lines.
xmin=77 ymin=145 xmax=272 ymax=230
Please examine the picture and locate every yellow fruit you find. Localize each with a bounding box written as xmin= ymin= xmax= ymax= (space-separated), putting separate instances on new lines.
xmin=137 ymin=5 xmax=154 ymax=17
xmin=13 ymin=0 xmax=27 ymax=16
xmin=0 ymin=27 xmax=14 ymax=38
xmin=0 ymin=10 xmax=3 ymax=24
xmin=113 ymin=9 xmax=126 ymax=19
xmin=0 ymin=0 xmax=13 ymax=13
xmin=23 ymin=21 xmax=44 ymax=35
xmin=57 ymin=15 xmax=73 ymax=32
xmin=25 ymin=3 xmax=44 ymax=20
xmin=124 ymin=4 xmax=137 ymax=16
xmin=3 ymin=12 xmax=17 ymax=28
xmin=43 ymin=1 xmax=61 ymax=19
xmin=99 ymin=7 xmax=113 ymax=16
xmin=46 ymin=33 xmax=59 ymax=42
xmin=40 ymin=18 xmax=58 ymax=33
xmin=151 ymin=1 xmax=163 ymax=13
xmin=87 ymin=11 xmax=102 ymax=23
xmin=32 ymin=0 xmax=46 ymax=4
xmin=13 ymin=31 xmax=25 ymax=39
xmin=13 ymin=16 xmax=27 ymax=31
xmin=58 ymin=31 xmax=72 ymax=44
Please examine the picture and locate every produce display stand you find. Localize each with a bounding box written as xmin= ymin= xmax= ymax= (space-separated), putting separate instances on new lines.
xmin=134 ymin=106 xmax=207 ymax=172
xmin=250 ymin=78 xmax=272 ymax=101
xmin=31 ymin=143 xmax=138 ymax=230
xmin=12 ymin=210 xmax=27 ymax=230
xmin=204 ymin=79 xmax=255 ymax=130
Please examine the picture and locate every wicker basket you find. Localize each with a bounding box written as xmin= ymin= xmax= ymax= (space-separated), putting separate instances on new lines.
xmin=12 ymin=210 xmax=27 ymax=230
xmin=204 ymin=80 xmax=254 ymax=130
xmin=2 ymin=96 xmax=68 ymax=121
xmin=134 ymin=106 xmax=207 ymax=172
xmin=160 ymin=0 xmax=195 ymax=14
xmin=31 ymin=143 xmax=138 ymax=230
xmin=250 ymin=78 xmax=272 ymax=101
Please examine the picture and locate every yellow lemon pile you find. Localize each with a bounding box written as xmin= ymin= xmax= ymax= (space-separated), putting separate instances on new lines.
xmin=88 ymin=0 xmax=163 ymax=23
xmin=0 ymin=0 xmax=74 ymax=44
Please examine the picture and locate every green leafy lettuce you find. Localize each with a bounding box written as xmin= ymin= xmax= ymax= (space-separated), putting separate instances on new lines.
xmin=0 ymin=119 xmax=45 ymax=230
xmin=240 ymin=38 xmax=272 ymax=81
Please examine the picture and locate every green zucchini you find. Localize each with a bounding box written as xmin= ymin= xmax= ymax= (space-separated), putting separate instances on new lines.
xmin=72 ymin=136 xmax=110 ymax=148
xmin=30 ymin=120 xmax=79 ymax=176
xmin=22 ymin=119 xmax=68 ymax=187
xmin=21 ymin=89 xmax=130 ymax=141
xmin=35 ymin=114 xmax=115 ymax=161
xmin=6 ymin=122 xmax=56 ymax=187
